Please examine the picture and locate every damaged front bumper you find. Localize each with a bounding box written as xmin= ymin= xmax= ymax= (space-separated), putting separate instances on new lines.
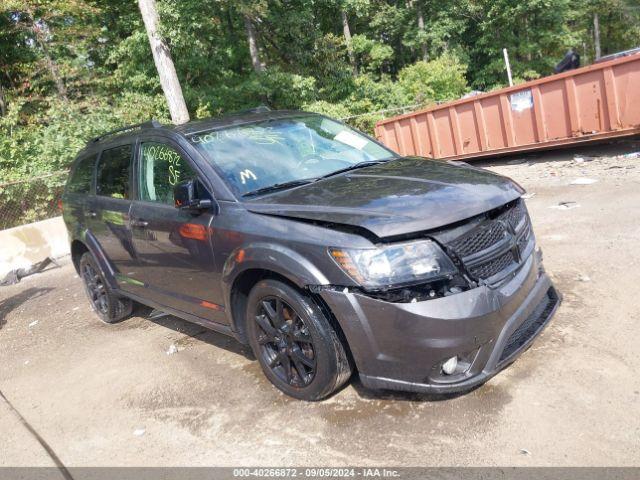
xmin=319 ymin=250 xmax=560 ymax=394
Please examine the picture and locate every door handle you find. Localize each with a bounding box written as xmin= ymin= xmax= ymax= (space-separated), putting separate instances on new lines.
xmin=131 ymin=219 xmax=149 ymax=228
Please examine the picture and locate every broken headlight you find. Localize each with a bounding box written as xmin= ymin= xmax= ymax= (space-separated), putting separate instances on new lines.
xmin=329 ymin=240 xmax=457 ymax=290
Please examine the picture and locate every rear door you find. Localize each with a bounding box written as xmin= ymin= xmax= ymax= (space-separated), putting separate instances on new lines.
xmin=129 ymin=138 xmax=227 ymax=324
xmin=89 ymin=142 xmax=145 ymax=294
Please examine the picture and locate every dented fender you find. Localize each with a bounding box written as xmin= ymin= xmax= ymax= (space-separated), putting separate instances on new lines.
xmin=222 ymin=242 xmax=330 ymax=290
xmin=220 ymin=242 xmax=332 ymax=335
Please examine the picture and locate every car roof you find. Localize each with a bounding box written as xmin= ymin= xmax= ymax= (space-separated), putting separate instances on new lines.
xmin=175 ymin=109 xmax=313 ymax=136
xmin=81 ymin=109 xmax=316 ymax=154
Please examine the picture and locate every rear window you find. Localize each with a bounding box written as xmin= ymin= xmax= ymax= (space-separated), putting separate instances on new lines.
xmin=67 ymin=154 xmax=96 ymax=194
xmin=96 ymin=145 xmax=132 ymax=199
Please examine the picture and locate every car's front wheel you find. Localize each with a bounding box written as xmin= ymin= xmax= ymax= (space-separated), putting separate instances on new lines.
xmin=246 ymin=279 xmax=352 ymax=400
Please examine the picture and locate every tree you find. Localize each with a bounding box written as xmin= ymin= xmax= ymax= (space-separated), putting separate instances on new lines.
xmin=341 ymin=9 xmax=358 ymax=75
xmin=24 ymin=8 xmax=68 ymax=100
xmin=462 ymin=0 xmax=574 ymax=88
xmin=0 ymin=81 xmax=6 ymax=116
xmin=244 ymin=14 xmax=265 ymax=73
xmin=137 ymin=0 xmax=189 ymax=124
xmin=1 ymin=0 xmax=89 ymax=101
xmin=3 ymin=0 xmax=640 ymax=196
xmin=415 ymin=1 xmax=428 ymax=62
xmin=594 ymin=12 xmax=601 ymax=59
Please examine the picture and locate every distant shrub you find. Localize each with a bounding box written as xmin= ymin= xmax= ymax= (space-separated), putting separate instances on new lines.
xmin=398 ymin=54 xmax=469 ymax=103
xmin=0 ymin=93 xmax=168 ymax=183
xmin=302 ymin=100 xmax=352 ymax=120
xmin=236 ymin=68 xmax=318 ymax=111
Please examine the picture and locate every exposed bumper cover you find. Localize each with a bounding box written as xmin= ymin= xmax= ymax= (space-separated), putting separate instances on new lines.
xmin=319 ymin=251 xmax=560 ymax=394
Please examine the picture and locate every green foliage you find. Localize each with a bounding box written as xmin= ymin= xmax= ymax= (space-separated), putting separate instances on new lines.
xmin=302 ymin=100 xmax=352 ymax=120
xmin=238 ymin=68 xmax=318 ymax=110
xmin=0 ymin=0 xmax=638 ymax=211
xmin=0 ymin=93 xmax=167 ymax=183
xmin=351 ymin=34 xmax=394 ymax=73
xmin=398 ymin=54 xmax=469 ymax=103
xmin=462 ymin=0 xmax=575 ymax=88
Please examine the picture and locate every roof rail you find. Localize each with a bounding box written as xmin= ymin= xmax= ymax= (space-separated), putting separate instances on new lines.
xmin=90 ymin=119 xmax=163 ymax=143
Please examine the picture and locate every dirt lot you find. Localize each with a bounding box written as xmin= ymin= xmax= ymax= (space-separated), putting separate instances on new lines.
xmin=1 ymin=141 xmax=640 ymax=467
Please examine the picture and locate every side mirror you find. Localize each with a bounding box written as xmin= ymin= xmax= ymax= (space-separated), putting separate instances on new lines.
xmin=173 ymin=179 xmax=213 ymax=213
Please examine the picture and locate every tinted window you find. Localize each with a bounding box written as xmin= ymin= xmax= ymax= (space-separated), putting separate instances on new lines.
xmin=96 ymin=145 xmax=132 ymax=199
xmin=139 ymin=142 xmax=196 ymax=204
xmin=67 ymin=154 xmax=96 ymax=194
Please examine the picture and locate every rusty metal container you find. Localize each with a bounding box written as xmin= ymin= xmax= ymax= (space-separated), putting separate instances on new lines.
xmin=374 ymin=52 xmax=640 ymax=160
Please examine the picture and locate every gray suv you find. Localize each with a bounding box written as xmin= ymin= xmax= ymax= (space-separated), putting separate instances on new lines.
xmin=62 ymin=109 xmax=559 ymax=400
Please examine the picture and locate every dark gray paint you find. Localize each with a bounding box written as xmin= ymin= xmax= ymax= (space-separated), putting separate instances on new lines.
xmin=62 ymin=110 xmax=557 ymax=394
xmin=245 ymin=157 xmax=524 ymax=238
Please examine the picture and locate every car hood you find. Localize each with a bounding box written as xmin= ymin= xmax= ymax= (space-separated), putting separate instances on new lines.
xmin=244 ymin=157 xmax=523 ymax=238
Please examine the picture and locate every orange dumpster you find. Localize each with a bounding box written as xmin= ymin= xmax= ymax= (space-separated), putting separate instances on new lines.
xmin=374 ymin=51 xmax=640 ymax=160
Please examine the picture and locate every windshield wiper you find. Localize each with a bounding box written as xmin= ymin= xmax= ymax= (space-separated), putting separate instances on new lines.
xmin=316 ymin=158 xmax=395 ymax=180
xmin=241 ymin=157 xmax=397 ymax=198
xmin=242 ymin=179 xmax=316 ymax=198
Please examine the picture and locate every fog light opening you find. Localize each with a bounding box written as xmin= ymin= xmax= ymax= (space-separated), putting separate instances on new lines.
xmin=441 ymin=356 xmax=458 ymax=375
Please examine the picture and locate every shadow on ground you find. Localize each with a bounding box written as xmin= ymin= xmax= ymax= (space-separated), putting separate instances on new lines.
xmin=0 ymin=287 xmax=53 ymax=330
xmin=132 ymin=304 xmax=255 ymax=360
xmin=126 ymin=303 xmax=489 ymax=403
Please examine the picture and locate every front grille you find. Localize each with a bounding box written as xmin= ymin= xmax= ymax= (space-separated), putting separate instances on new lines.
xmin=498 ymin=288 xmax=559 ymax=364
xmin=498 ymin=199 xmax=527 ymax=229
xmin=469 ymin=250 xmax=514 ymax=279
xmin=517 ymin=222 xmax=531 ymax=252
xmin=445 ymin=199 xmax=533 ymax=282
xmin=449 ymin=221 xmax=508 ymax=258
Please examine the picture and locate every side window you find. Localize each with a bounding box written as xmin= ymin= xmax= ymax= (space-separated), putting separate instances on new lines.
xmin=96 ymin=145 xmax=132 ymax=199
xmin=67 ymin=154 xmax=96 ymax=194
xmin=139 ymin=142 xmax=197 ymax=204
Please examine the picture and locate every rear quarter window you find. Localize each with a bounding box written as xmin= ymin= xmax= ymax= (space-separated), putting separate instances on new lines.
xmin=66 ymin=153 xmax=97 ymax=194
xmin=96 ymin=144 xmax=133 ymax=199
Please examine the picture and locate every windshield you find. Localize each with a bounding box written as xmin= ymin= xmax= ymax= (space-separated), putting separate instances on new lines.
xmin=189 ymin=115 xmax=396 ymax=196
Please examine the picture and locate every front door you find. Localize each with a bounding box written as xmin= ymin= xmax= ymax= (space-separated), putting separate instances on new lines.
xmin=129 ymin=140 xmax=227 ymax=324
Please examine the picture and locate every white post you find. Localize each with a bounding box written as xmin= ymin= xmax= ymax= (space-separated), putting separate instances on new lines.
xmin=503 ymin=48 xmax=513 ymax=87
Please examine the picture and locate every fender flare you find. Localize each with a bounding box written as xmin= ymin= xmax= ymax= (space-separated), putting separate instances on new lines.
xmin=74 ymin=230 xmax=119 ymax=290
xmin=221 ymin=242 xmax=330 ymax=332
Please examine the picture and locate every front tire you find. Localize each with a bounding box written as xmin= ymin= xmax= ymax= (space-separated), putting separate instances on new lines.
xmin=79 ymin=252 xmax=132 ymax=324
xmin=246 ymin=279 xmax=352 ymax=401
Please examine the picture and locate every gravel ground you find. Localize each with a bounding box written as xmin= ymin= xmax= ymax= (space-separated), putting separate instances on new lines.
xmin=1 ymin=140 xmax=639 ymax=467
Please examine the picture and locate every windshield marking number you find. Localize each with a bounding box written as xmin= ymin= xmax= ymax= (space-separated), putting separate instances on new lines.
xmin=192 ymin=128 xmax=284 ymax=146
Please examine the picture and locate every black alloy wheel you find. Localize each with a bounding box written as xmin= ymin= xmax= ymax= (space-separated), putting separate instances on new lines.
xmin=255 ymin=296 xmax=317 ymax=387
xmin=246 ymin=279 xmax=352 ymax=401
xmin=82 ymin=261 xmax=109 ymax=315
xmin=79 ymin=252 xmax=132 ymax=324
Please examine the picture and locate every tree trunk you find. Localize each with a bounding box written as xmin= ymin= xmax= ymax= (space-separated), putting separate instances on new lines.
xmin=593 ymin=13 xmax=601 ymax=60
xmin=244 ymin=15 xmax=265 ymax=73
xmin=416 ymin=2 xmax=428 ymax=62
xmin=138 ymin=0 xmax=190 ymax=125
xmin=341 ymin=10 xmax=358 ymax=75
xmin=0 ymin=81 xmax=6 ymax=117
xmin=25 ymin=12 xmax=68 ymax=101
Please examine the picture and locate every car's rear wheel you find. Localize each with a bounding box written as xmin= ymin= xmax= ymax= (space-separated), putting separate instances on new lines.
xmin=79 ymin=252 xmax=132 ymax=324
xmin=246 ymin=279 xmax=352 ymax=401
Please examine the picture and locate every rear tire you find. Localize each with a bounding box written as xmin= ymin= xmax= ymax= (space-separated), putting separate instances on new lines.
xmin=79 ymin=252 xmax=132 ymax=324
xmin=246 ymin=279 xmax=352 ymax=401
